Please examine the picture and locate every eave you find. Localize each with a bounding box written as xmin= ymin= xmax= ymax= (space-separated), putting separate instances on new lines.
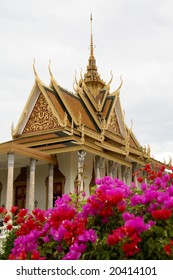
xmin=44 ymin=143 xmax=131 ymax=168
xmin=0 ymin=142 xmax=57 ymax=165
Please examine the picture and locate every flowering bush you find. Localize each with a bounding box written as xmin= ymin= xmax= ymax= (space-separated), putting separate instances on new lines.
xmin=1 ymin=163 xmax=173 ymax=260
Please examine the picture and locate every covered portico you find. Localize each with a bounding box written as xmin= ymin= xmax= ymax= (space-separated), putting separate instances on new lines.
xmin=0 ymin=141 xmax=57 ymax=212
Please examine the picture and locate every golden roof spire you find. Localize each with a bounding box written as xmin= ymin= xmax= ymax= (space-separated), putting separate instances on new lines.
xmin=90 ymin=13 xmax=94 ymax=58
xmin=84 ymin=14 xmax=105 ymax=93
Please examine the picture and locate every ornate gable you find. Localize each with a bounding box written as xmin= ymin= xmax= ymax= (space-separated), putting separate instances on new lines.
xmin=23 ymin=93 xmax=60 ymax=134
xmin=107 ymin=109 xmax=121 ymax=135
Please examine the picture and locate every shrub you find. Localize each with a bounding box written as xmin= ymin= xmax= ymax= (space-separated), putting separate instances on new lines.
xmin=1 ymin=163 xmax=173 ymax=260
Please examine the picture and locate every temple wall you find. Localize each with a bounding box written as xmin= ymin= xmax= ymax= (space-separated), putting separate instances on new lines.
xmin=57 ymin=151 xmax=94 ymax=196
xmin=57 ymin=152 xmax=77 ymax=194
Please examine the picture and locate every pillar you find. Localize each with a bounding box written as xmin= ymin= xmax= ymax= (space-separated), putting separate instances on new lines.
xmin=6 ymin=153 xmax=14 ymax=210
xmin=108 ymin=161 xmax=113 ymax=178
xmin=112 ymin=162 xmax=118 ymax=178
xmin=28 ymin=158 xmax=36 ymax=213
xmin=118 ymin=164 xmax=123 ymax=181
xmin=132 ymin=162 xmax=138 ymax=186
xmin=95 ymin=156 xmax=101 ymax=179
xmin=25 ymin=166 xmax=30 ymax=209
xmin=48 ymin=164 xmax=54 ymax=208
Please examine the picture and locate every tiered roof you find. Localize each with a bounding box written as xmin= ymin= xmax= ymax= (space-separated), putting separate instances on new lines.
xmin=9 ymin=16 xmax=165 ymax=169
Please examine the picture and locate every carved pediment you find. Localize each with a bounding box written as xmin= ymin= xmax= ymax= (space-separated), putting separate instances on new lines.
xmin=108 ymin=110 xmax=121 ymax=134
xmin=23 ymin=93 xmax=60 ymax=134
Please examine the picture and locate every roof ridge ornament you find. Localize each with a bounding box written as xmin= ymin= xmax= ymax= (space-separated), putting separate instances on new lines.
xmin=80 ymin=68 xmax=83 ymax=82
xmin=32 ymin=58 xmax=45 ymax=85
xmin=48 ymin=60 xmax=59 ymax=87
xmin=48 ymin=59 xmax=53 ymax=78
xmin=33 ymin=58 xmax=37 ymax=77
xmin=118 ymin=75 xmax=123 ymax=90
xmin=104 ymin=71 xmax=113 ymax=92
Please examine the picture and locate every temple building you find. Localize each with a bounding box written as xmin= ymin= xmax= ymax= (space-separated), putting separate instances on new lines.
xmin=0 ymin=16 xmax=167 ymax=212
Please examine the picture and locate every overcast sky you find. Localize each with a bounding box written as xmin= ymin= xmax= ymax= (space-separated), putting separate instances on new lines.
xmin=0 ymin=0 xmax=173 ymax=163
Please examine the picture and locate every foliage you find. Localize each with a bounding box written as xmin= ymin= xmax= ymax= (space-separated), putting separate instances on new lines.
xmin=1 ymin=163 xmax=173 ymax=260
xmin=0 ymin=229 xmax=17 ymax=260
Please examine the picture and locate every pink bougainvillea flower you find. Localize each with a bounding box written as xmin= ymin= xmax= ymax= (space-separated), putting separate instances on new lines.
xmin=6 ymin=224 xmax=13 ymax=230
xmin=152 ymin=209 xmax=172 ymax=220
xmin=122 ymin=238 xmax=141 ymax=257
xmin=10 ymin=206 xmax=18 ymax=214
xmin=4 ymin=215 xmax=11 ymax=223
xmin=137 ymin=177 xmax=143 ymax=183
xmin=164 ymin=245 xmax=172 ymax=256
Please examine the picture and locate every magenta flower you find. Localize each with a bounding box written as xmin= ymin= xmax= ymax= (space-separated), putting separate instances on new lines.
xmin=63 ymin=250 xmax=81 ymax=260
xmin=122 ymin=212 xmax=135 ymax=221
xmin=167 ymin=186 xmax=173 ymax=196
xmin=164 ymin=197 xmax=173 ymax=209
xmin=130 ymin=194 xmax=143 ymax=206
xmin=50 ymin=225 xmax=66 ymax=242
xmin=157 ymin=192 xmax=169 ymax=204
xmin=43 ymin=236 xmax=50 ymax=243
xmin=70 ymin=241 xmax=87 ymax=253
xmin=141 ymin=182 xmax=147 ymax=191
xmin=145 ymin=189 xmax=158 ymax=203
xmin=78 ymin=229 xmax=98 ymax=243
xmin=124 ymin=216 xmax=152 ymax=234
xmin=54 ymin=194 xmax=72 ymax=207
xmin=154 ymin=177 xmax=162 ymax=186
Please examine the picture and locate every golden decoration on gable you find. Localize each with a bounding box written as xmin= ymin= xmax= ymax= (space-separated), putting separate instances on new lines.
xmin=168 ymin=155 xmax=172 ymax=166
xmin=125 ymin=131 xmax=130 ymax=156
xmin=97 ymin=99 xmax=102 ymax=112
xmin=108 ymin=110 xmax=121 ymax=134
xmin=11 ymin=122 xmax=14 ymax=136
xmin=140 ymin=145 xmax=151 ymax=159
xmin=77 ymin=111 xmax=82 ymax=127
xmin=147 ymin=144 xmax=151 ymax=158
xmin=80 ymin=124 xmax=85 ymax=144
xmin=23 ymin=93 xmax=61 ymax=134
xmin=63 ymin=112 xmax=68 ymax=128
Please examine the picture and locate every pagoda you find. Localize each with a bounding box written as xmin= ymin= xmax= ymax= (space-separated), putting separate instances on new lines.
xmin=0 ymin=16 xmax=166 ymax=212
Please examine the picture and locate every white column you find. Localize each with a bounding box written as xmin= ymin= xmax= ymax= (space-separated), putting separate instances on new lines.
xmin=48 ymin=164 xmax=54 ymax=208
xmin=125 ymin=167 xmax=131 ymax=185
xmin=112 ymin=162 xmax=118 ymax=179
xmin=108 ymin=161 xmax=113 ymax=178
xmin=95 ymin=156 xmax=101 ymax=179
xmin=25 ymin=166 xmax=30 ymax=209
xmin=28 ymin=158 xmax=36 ymax=213
xmin=132 ymin=163 xmax=138 ymax=186
xmin=118 ymin=164 xmax=123 ymax=181
xmin=6 ymin=153 xmax=14 ymax=210
xmin=122 ymin=166 xmax=131 ymax=184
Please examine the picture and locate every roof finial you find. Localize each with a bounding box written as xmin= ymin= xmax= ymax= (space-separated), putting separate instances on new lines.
xmin=33 ymin=58 xmax=37 ymax=76
xmin=48 ymin=59 xmax=53 ymax=77
xmin=83 ymin=14 xmax=106 ymax=90
xmin=90 ymin=13 xmax=94 ymax=57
